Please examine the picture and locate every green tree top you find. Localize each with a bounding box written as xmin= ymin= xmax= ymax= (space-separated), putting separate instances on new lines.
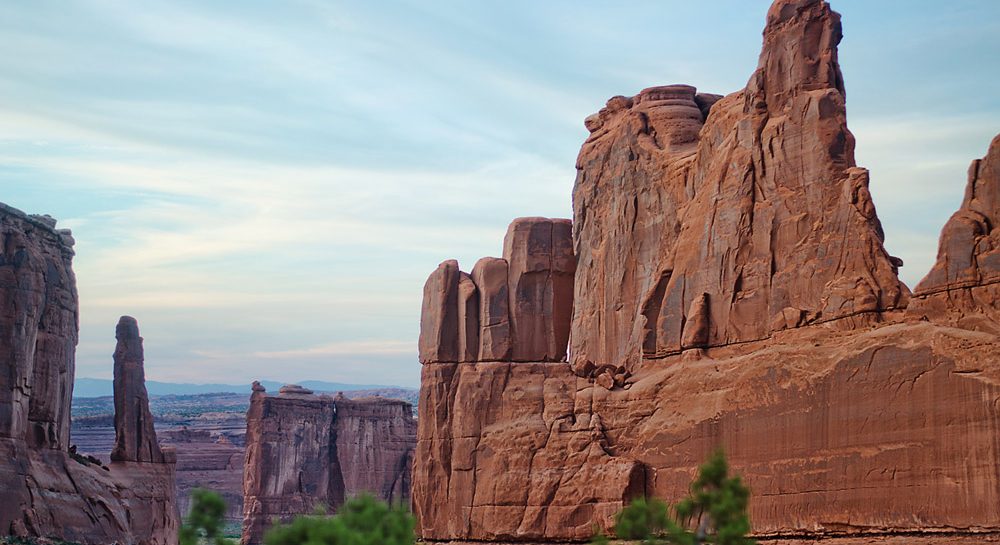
xmin=180 ymin=489 xmax=234 ymax=545
xmin=264 ymin=494 xmax=414 ymax=545
xmin=594 ymin=449 xmax=754 ymax=545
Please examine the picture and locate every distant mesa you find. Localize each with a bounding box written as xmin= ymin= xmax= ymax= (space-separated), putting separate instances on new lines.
xmin=277 ymin=383 xmax=314 ymax=396
xmin=241 ymin=381 xmax=416 ymax=544
xmin=72 ymin=377 xmax=411 ymax=398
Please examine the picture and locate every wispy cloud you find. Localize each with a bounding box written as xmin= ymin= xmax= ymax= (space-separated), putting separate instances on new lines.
xmin=251 ymin=340 xmax=414 ymax=359
xmin=2 ymin=0 xmax=998 ymax=387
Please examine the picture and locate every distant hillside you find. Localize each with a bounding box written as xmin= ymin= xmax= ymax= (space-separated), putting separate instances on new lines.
xmin=73 ymin=377 xmax=405 ymax=398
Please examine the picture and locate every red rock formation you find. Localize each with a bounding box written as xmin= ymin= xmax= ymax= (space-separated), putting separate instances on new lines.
xmin=0 ymin=203 xmax=178 ymax=545
xmin=331 ymin=395 xmax=415 ymax=504
xmin=413 ymin=0 xmax=1000 ymax=542
xmin=0 ymin=204 xmax=77 ymax=450
xmin=571 ymin=0 xmax=907 ymax=377
xmin=504 ymin=217 xmax=575 ymax=362
xmin=909 ymin=134 xmax=1000 ymax=330
xmin=471 ymin=257 xmax=511 ymax=360
xmin=112 ymin=316 xmax=165 ymax=463
xmin=418 ymin=217 xmax=575 ymax=366
xmin=160 ymin=427 xmax=245 ymax=529
xmin=241 ymin=384 xmax=416 ymax=544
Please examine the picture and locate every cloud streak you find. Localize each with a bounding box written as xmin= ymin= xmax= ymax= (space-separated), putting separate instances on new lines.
xmin=2 ymin=0 xmax=998 ymax=387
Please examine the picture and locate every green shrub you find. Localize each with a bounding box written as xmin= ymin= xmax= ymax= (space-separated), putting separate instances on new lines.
xmin=594 ymin=449 xmax=754 ymax=545
xmin=180 ymin=489 xmax=234 ymax=545
xmin=264 ymin=494 xmax=414 ymax=545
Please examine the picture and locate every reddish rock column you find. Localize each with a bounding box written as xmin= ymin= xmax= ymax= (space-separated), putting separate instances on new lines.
xmin=471 ymin=257 xmax=511 ymax=361
xmin=503 ymin=217 xmax=575 ymax=362
xmin=418 ymin=260 xmax=460 ymax=363
xmin=111 ymin=316 xmax=165 ymax=463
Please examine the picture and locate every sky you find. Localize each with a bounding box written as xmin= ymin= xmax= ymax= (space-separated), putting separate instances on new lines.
xmin=2 ymin=1 xmax=998 ymax=388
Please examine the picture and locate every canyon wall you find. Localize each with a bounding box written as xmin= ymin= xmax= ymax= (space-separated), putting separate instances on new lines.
xmin=0 ymin=202 xmax=178 ymax=545
xmin=413 ymin=0 xmax=1000 ymax=542
xmin=241 ymin=384 xmax=416 ymax=544
xmin=161 ymin=428 xmax=245 ymax=529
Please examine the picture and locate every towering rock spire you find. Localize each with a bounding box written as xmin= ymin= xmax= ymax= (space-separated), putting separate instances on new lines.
xmin=569 ymin=0 xmax=907 ymax=376
xmin=111 ymin=316 xmax=165 ymax=463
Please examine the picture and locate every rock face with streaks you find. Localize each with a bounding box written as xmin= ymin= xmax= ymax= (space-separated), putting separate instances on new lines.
xmin=413 ymin=0 xmax=1000 ymax=542
xmin=160 ymin=427 xmax=245 ymax=528
xmin=0 ymin=203 xmax=178 ymax=545
xmin=241 ymin=385 xmax=416 ymax=544
xmin=418 ymin=217 xmax=576 ymax=366
xmin=570 ymin=0 xmax=907 ymax=377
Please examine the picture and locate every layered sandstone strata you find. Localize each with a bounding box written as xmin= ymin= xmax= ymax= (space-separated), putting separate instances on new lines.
xmin=414 ymin=0 xmax=1000 ymax=542
xmin=0 ymin=202 xmax=178 ymax=545
xmin=241 ymin=384 xmax=416 ymax=544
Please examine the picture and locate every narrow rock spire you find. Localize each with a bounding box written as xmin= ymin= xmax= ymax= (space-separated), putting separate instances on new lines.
xmin=111 ymin=315 xmax=165 ymax=463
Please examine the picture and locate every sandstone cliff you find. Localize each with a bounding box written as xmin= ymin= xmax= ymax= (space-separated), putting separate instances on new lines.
xmin=413 ymin=0 xmax=1000 ymax=542
xmin=241 ymin=384 xmax=416 ymax=544
xmin=0 ymin=203 xmax=178 ymax=545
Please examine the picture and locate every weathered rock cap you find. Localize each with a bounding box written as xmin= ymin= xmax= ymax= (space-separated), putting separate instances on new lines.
xmin=116 ymin=315 xmax=141 ymax=340
xmin=278 ymin=384 xmax=314 ymax=397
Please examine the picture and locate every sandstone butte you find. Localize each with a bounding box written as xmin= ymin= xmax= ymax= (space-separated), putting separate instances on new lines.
xmin=414 ymin=0 xmax=1000 ymax=543
xmin=0 ymin=202 xmax=179 ymax=544
xmin=241 ymin=386 xmax=417 ymax=544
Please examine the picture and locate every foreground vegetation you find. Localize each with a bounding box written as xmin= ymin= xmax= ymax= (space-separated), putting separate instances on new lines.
xmin=264 ymin=495 xmax=414 ymax=545
xmin=180 ymin=489 xmax=236 ymax=545
xmin=594 ymin=450 xmax=754 ymax=545
xmin=177 ymin=450 xmax=750 ymax=545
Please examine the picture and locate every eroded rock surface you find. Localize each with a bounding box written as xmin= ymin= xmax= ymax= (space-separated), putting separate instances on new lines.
xmin=571 ymin=0 xmax=906 ymax=377
xmin=909 ymin=134 xmax=1000 ymax=330
xmin=241 ymin=384 xmax=416 ymax=544
xmin=0 ymin=203 xmax=178 ymax=545
xmin=418 ymin=217 xmax=575 ymax=366
xmin=413 ymin=0 xmax=1000 ymax=542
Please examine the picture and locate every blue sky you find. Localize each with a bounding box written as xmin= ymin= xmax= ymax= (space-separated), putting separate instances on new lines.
xmin=2 ymin=1 xmax=998 ymax=388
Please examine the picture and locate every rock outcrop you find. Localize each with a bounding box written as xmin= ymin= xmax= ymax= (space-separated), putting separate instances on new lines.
xmin=241 ymin=384 xmax=416 ymax=544
xmin=419 ymin=217 xmax=575 ymax=365
xmin=112 ymin=316 xmax=165 ymax=463
xmin=160 ymin=427 xmax=245 ymax=528
xmin=570 ymin=0 xmax=906 ymax=377
xmin=413 ymin=0 xmax=1000 ymax=542
xmin=0 ymin=203 xmax=77 ymax=450
xmin=909 ymin=134 xmax=1000 ymax=330
xmin=0 ymin=203 xmax=178 ymax=545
